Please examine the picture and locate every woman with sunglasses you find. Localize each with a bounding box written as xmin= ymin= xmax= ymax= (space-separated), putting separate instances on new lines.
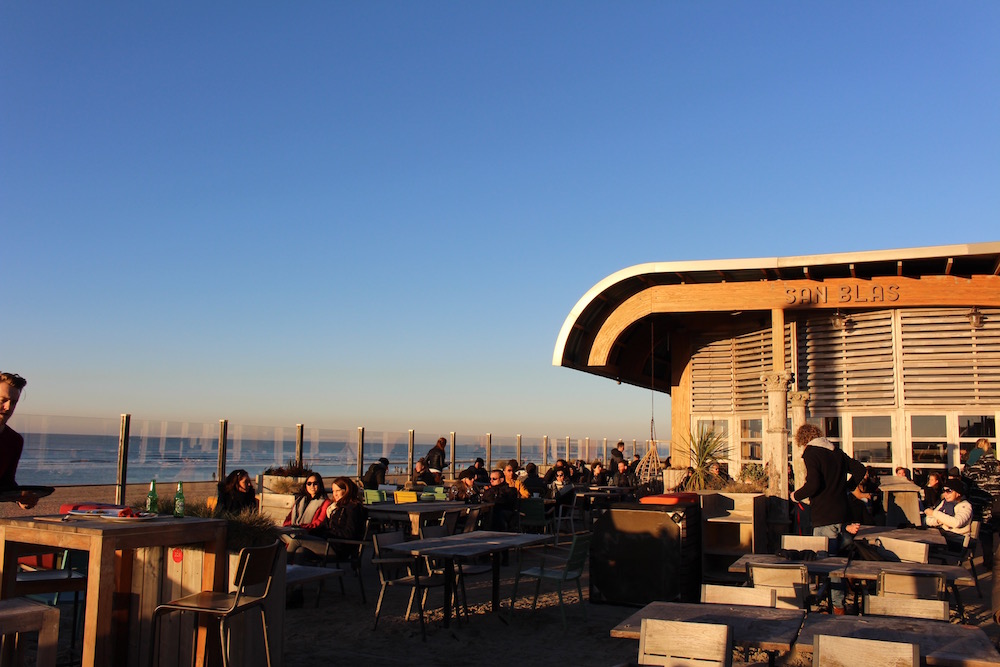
xmin=215 ymin=469 xmax=257 ymax=515
xmin=281 ymin=473 xmax=332 ymax=561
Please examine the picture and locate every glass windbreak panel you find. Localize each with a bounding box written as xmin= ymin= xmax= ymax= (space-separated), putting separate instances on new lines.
xmin=363 ymin=430 xmax=411 ymax=475
xmin=301 ymin=427 xmax=354 ymax=480
xmin=741 ymin=419 xmax=763 ymax=461
xmin=13 ymin=414 xmax=124 ymax=486
xmin=911 ymin=415 xmax=947 ymax=465
xmin=520 ymin=437 xmax=544 ymax=467
xmin=488 ymin=435 xmax=515 ymax=470
xmin=852 ymin=416 xmax=892 ymax=464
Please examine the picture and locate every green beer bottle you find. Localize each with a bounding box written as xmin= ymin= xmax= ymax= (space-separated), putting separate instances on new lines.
xmin=173 ymin=482 xmax=185 ymax=518
xmin=146 ymin=480 xmax=158 ymax=513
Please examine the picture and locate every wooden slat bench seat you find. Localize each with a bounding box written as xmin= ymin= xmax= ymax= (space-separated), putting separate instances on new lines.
xmin=0 ymin=598 xmax=60 ymax=667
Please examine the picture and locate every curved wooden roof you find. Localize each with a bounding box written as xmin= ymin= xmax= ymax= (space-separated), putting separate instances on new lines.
xmin=553 ymin=242 xmax=1000 ymax=392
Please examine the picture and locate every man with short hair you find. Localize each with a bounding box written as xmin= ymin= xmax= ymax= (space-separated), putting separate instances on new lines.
xmin=1 ymin=372 xmax=37 ymax=509
xmin=791 ymin=423 xmax=866 ymax=614
xmin=481 ymin=469 xmax=516 ymax=530
xmin=610 ymin=440 xmax=626 ymax=466
xmin=411 ymin=458 xmax=436 ymax=486
xmin=503 ymin=460 xmax=530 ymax=499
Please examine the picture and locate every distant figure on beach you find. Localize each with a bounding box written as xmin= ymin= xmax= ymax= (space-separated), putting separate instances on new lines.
xmin=426 ymin=437 xmax=449 ymax=482
xmin=216 ymin=469 xmax=257 ymax=515
xmin=0 ymin=371 xmax=37 ymax=510
xmin=281 ymin=472 xmax=332 ymax=562
xmin=363 ymin=457 xmax=390 ymax=490
xmin=410 ymin=458 xmax=437 ymax=487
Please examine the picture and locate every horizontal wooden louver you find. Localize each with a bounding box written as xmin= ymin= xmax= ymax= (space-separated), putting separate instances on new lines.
xmin=901 ymin=308 xmax=1000 ymax=406
xmin=692 ymin=324 xmax=780 ymax=413
xmin=797 ymin=310 xmax=895 ymax=409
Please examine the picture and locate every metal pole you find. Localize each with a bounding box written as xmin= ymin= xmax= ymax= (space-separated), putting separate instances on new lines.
xmin=565 ymin=436 xmax=570 ymax=462
xmin=115 ymin=414 xmax=131 ymax=505
xmin=217 ymin=419 xmax=228 ymax=483
xmin=516 ymin=434 xmax=522 ymax=466
xmin=408 ymin=430 xmax=415 ymax=477
xmin=486 ymin=433 xmax=492 ymax=471
xmin=543 ymin=435 xmax=549 ymax=468
xmin=357 ymin=427 xmax=366 ymax=479
xmin=603 ymin=437 xmax=608 ymax=464
xmin=295 ymin=424 xmax=304 ymax=469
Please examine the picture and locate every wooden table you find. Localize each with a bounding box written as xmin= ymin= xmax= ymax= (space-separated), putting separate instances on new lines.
xmin=611 ymin=601 xmax=806 ymax=653
xmin=388 ymin=530 xmax=552 ymax=627
xmin=797 ymin=614 xmax=1000 ymax=667
xmin=0 ymin=515 xmax=227 ymax=667
xmin=367 ymin=501 xmax=477 ymax=536
xmin=856 ymin=525 xmax=948 ymax=547
xmin=730 ymin=554 xmax=973 ymax=586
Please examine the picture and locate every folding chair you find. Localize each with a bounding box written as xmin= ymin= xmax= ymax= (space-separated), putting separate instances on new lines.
xmin=371 ymin=531 xmax=445 ymax=641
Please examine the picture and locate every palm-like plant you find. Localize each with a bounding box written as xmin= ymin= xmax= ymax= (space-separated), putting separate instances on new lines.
xmin=683 ymin=428 xmax=731 ymax=490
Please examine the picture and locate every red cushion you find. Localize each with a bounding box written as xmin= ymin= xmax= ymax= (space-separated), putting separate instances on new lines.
xmin=639 ymin=493 xmax=700 ymax=506
xmin=59 ymin=502 xmax=132 ymax=515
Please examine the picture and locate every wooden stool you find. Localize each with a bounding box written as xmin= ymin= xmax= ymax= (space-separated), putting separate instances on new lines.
xmin=0 ymin=598 xmax=60 ymax=667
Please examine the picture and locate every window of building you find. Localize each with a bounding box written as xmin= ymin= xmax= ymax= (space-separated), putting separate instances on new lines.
xmin=911 ymin=415 xmax=948 ymax=466
xmin=959 ymin=414 xmax=996 ymax=463
xmin=852 ymin=416 xmax=892 ymax=466
xmin=740 ymin=419 xmax=762 ymax=461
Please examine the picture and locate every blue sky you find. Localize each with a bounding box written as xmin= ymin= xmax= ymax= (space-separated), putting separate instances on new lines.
xmin=3 ymin=2 xmax=998 ymax=442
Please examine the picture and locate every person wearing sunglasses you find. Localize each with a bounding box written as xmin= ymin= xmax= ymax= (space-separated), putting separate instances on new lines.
xmin=924 ymin=477 xmax=973 ymax=547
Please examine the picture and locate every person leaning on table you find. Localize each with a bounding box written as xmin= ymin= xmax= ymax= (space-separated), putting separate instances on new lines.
xmin=924 ymin=476 xmax=974 ymax=550
xmin=0 ymin=371 xmax=38 ymax=510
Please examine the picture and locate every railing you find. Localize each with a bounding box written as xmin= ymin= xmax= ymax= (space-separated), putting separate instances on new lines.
xmin=11 ymin=413 xmax=664 ymax=489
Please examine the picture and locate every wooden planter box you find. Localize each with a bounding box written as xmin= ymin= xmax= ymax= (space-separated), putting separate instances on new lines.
xmin=257 ymin=475 xmax=309 ymax=524
xmin=144 ymin=546 xmax=286 ymax=667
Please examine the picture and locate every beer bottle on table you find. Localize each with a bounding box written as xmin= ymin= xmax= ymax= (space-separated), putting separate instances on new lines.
xmin=174 ymin=482 xmax=185 ymax=518
xmin=146 ymin=480 xmax=158 ymax=513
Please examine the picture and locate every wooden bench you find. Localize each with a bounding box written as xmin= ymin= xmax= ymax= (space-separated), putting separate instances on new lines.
xmin=285 ymin=564 xmax=345 ymax=607
xmin=0 ymin=598 xmax=60 ymax=667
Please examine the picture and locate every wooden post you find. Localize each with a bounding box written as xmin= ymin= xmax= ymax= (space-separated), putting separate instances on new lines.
xmin=216 ymin=419 xmax=228 ymax=483
xmin=603 ymin=438 xmax=608 ymax=464
xmin=543 ymin=435 xmax=549 ymax=467
xmin=357 ymin=427 xmax=365 ymax=479
xmin=449 ymin=431 xmax=456 ymax=476
xmin=515 ymin=434 xmax=522 ymax=466
xmin=115 ymin=414 xmax=130 ymax=505
xmin=408 ymin=430 xmax=415 ymax=476
xmin=295 ymin=424 xmax=304 ymax=468
xmin=485 ymin=433 xmax=492 ymax=470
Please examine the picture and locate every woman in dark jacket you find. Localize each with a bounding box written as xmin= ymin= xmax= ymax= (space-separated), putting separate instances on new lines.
xmin=324 ymin=477 xmax=367 ymax=559
xmin=215 ymin=469 xmax=257 ymax=515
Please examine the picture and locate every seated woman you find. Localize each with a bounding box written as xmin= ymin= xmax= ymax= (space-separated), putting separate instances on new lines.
xmin=547 ymin=467 xmax=576 ymax=513
xmin=281 ymin=473 xmax=331 ymax=563
xmin=924 ymin=477 xmax=974 ymax=550
xmin=322 ymin=477 xmax=367 ymax=560
xmin=215 ymin=469 xmax=257 ymax=516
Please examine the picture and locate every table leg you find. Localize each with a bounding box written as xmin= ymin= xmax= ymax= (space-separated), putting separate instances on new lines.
xmin=442 ymin=558 xmax=454 ymax=628
xmin=491 ymin=552 xmax=502 ymax=612
xmin=83 ymin=537 xmax=117 ymax=666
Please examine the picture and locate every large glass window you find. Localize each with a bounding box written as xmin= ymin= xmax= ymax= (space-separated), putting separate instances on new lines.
xmin=852 ymin=416 xmax=892 ymax=464
xmin=959 ymin=415 xmax=996 ymax=463
xmin=740 ymin=419 xmax=762 ymax=461
xmin=911 ymin=415 xmax=948 ymax=465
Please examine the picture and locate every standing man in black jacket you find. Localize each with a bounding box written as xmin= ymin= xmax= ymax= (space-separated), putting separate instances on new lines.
xmin=791 ymin=423 xmax=865 ymax=614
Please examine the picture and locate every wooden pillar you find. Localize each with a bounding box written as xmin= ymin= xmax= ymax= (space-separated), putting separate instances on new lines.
xmin=407 ymin=430 xmax=415 ymax=476
xmin=216 ymin=419 xmax=228 ymax=483
xmin=295 ymin=424 xmax=304 ymax=469
xmin=515 ymin=434 xmax=522 ymax=465
xmin=356 ymin=427 xmax=365 ymax=479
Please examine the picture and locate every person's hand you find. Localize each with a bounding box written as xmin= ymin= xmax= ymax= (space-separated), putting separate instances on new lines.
xmin=845 ymin=522 xmax=860 ymax=535
xmin=924 ymin=508 xmax=934 ymax=516
xmin=17 ymin=490 xmax=38 ymax=510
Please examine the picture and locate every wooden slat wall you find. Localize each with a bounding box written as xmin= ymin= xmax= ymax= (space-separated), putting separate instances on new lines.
xmin=796 ymin=310 xmax=896 ymax=409
xmin=691 ymin=324 xmax=789 ymax=413
xmin=900 ymin=308 xmax=1000 ymax=405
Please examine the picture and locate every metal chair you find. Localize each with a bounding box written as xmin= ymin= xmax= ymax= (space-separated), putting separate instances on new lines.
xmin=553 ymin=492 xmax=584 ymax=543
xmin=638 ymin=618 xmax=732 ymax=667
xmin=16 ymin=549 xmax=86 ymax=651
xmin=323 ymin=517 xmax=374 ymax=604
xmin=812 ymin=634 xmax=918 ymax=667
xmin=509 ymin=532 xmax=591 ymax=628
xmin=150 ymin=540 xmax=281 ymax=667
xmin=371 ymin=530 xmax=445 ymax=641
xmin=516 ymin=497 xmax=551 ymax=535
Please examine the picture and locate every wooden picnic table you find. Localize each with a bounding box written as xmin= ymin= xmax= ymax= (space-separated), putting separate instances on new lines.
xmin=0 ymin=514 xmax=227 ymax=667
xmin=797 ymin=614 xmax=1000 ymax=667
xmin=610 ymin=601 xmax=806 ymax=653
xmin=387 ymin=530 xmax=552 ymax=627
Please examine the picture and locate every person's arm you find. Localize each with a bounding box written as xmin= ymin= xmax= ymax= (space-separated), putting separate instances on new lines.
xmin=303 ymin=499 xmax=332 ymax=531
xmin=791 ymin=450 xmax=821 ymax=502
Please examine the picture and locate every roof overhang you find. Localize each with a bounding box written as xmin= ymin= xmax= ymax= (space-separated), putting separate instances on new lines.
xmin=554 ymin=242 xmax=1000 ymax=391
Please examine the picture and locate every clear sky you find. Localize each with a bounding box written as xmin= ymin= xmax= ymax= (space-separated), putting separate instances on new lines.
xmin=3 ymin=2 xmax=998 ymax=443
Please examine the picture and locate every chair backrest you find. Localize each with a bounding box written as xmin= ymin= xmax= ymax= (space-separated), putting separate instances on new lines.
xmin=780 ymin=534 xmax=832 ymax=555
xmin=231 ymin=540 xmax=281 ymax=608
xmin=863 ymin=594 xmax=949 ymax=621
xmin=562 ymin=533 xmax=592 ymax=578
xmin=747 ymin=562 xmax=809 ymax=609
xmin=419 ymin=524 xmax=449 ymax=540
xmin=363 ymin=489 xmax=386 ymax=504
xmin=874 ymin=536 xmax=929 ymax=563
xmin=812 ymin=634 xmax=918 ymax=667
xmin=877 ymin=569 xmax=947 ymax=600
xmin=462 ymin=507 xmax=481 ymax=533
xmin=638 ymin=618 xmax=732 ymax=667
xmin=518 ymin=497 xmax=547 ymax=528
xmin=441 ymin=510 xmax=462 ymax=535
xmin=701 ymin=583 xmax=777 ymax=607
xmin=967 ymin=520 xmax=981 ymax=545
xmin=394 ymin=491 xmax=418 ymax=504
xmin=372 ymin=531 xmax=409 ymax=584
